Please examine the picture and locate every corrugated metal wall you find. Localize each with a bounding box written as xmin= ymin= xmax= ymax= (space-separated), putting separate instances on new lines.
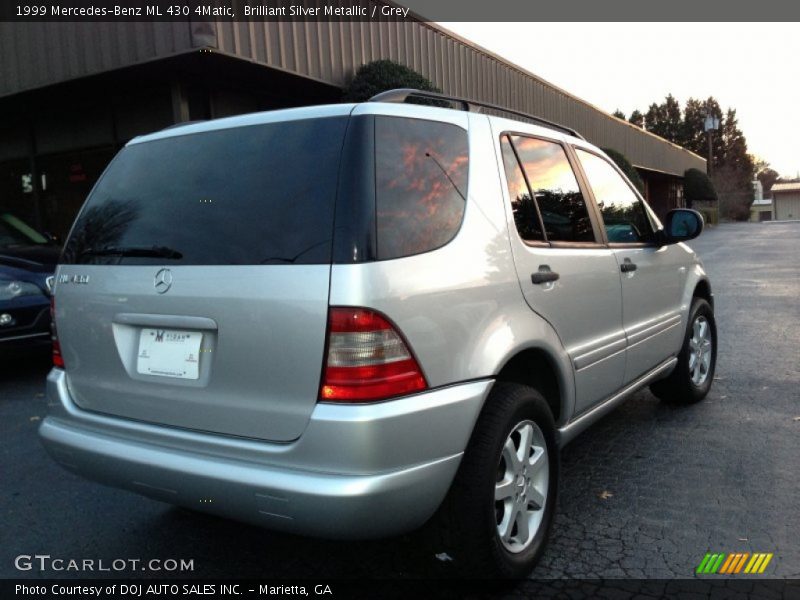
xmin=774 ymin=193 xmax=800 ymax=220
xmin=0 ymin=19 xmax=705 ymax=176
xmin=0 ymin=21 xmax=197 ymax=96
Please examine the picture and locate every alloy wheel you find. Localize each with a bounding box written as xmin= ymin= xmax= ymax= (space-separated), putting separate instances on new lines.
xmin=688 ymin=315 xmax=713 ymax=386
xmin=494 ymin=420 xmax=549 ymax=553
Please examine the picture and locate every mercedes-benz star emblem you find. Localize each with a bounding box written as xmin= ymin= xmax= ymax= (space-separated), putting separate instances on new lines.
xmin=154 ymin=268 xmax=173 ymax=294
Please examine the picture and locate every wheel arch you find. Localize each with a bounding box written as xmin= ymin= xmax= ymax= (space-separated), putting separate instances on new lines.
xmin=493 ymin=347 xmax=569 ymax=427
xmin=693 ymin=278 xmax=714 ymax=310
xmin=680 ymin=262 xmax=713 ymax=320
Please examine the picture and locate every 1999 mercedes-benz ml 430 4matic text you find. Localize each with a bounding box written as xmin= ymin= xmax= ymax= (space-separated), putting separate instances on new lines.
xmin=40 ymin=89 xmax=716 ymax=578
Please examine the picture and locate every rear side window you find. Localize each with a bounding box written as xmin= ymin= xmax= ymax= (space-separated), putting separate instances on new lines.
xmin=507 ymin=135 xmax=595 ymax=243
xmin=500 ymin=136 xmax=545 ymax=242
xmin=374 ymin=116 xmax=468 ymax=260
xmin=576 ymin=149 xmax=654 ymax=244
xmin=61 ymin=117 xmax=348 ymax=265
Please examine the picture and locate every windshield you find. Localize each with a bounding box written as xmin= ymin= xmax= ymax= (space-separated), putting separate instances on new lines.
xmin=0 ymin=214 xmax=48 ymax=248
xmin=61 ymin=116 xmax=349 ymax=265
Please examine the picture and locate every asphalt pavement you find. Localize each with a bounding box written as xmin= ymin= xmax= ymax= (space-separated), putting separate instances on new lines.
xmin=1 ymin=221 xmax=798 ymax=581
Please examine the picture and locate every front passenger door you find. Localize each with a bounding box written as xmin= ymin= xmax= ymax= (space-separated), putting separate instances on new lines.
xmin=575 ymin=149 xmax=684 ymax=384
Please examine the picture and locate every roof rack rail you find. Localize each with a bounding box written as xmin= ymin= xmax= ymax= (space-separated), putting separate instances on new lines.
xmin=368 ymin=88 xmax=584 ymax=140
xmin=160 ymin=120 xmax=207 ymax=131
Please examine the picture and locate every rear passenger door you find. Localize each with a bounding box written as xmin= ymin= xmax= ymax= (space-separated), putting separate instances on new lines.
xmin=495 ymin=129 xmax=626 ymax=415
xmin=574 ymin=148 xmax=684 ymax=384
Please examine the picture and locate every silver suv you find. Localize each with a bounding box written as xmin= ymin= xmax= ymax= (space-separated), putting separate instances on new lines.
xmin=40 ymin=89 xmax=716 ymax=577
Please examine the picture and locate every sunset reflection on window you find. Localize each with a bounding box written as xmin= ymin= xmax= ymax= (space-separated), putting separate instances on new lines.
xmin=503 ymin=135 xmax=595 ymax=243
xmin=500 ymin=136 xmax=544 ymax=242
xmin=576 ymin=149 xmax=653 ymax=243
xmin=513 ymin=136 xmax=584 ymax=195
xmin=375 ymin=117 xmax=468 ymax=260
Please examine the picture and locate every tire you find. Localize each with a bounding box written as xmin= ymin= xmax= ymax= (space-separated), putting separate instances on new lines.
xmin=428 ymin=382 xmax=559 ymax=578
xmin=650 ymin=298 xmax=717 ymax=404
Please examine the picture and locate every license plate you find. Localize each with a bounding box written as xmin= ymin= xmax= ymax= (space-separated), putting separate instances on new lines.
xmin=136 ymin=328 xmax=203 ymax=380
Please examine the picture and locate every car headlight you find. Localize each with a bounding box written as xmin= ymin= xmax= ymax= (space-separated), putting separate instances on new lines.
xmin=0 ymin=280 xmax=44 ymax=300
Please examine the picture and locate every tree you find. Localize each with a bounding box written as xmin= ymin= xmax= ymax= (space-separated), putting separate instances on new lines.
xmin=343 ymin=60 xmax=439 ymax=102
xmin=631 ymin=94 xmax=757 ymax=220
xmin=751 ymin=156 xmax=769 ymax=174
xmin=682 ymin=98 xmax=708 ymax=156
xmin=719 ymin=109 xmax=753 ymax=182
xmin=683 ymin=168 xmax=717 ymax=207
xmin=643 ymin=94 xmax=683 ymax=144
xmin=712 ymin=108 xmax=754 ymax=219
xmin=612 ymin=109 xmax=626 ymax=119
xmin=602 ymin=148 xmax=645 ymax=195
xmin=681 ymin=97 xmax=724 ymax=166
xmin=751 ymin=157 xmax=780 ymax=197
xmin=757 ymin=168 xmax=780 ymax=197
xmin=629 ymin=110 xmax=644 ymax=128
xmin=712 ymin=163 xmax=752 ymax=221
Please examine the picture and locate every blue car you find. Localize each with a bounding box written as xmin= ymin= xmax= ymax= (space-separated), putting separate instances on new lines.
xmin=0 ymin=213 xmax=60 ymax=354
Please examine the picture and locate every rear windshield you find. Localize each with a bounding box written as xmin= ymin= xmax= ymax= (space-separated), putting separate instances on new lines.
xmin=61 ymin=117 xmax=348 ymax=265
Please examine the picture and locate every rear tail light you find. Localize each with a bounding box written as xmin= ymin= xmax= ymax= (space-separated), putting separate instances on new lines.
xmin=51 ymin=296 xmax=64 ymax=368
xmin=319 ymin=307 xmax=427 ymax=402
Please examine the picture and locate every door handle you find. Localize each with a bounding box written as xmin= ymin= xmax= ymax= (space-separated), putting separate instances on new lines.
xmin=620 ymin=261 xmax=638 ymax=273
xmin=531 ymin=266 xmax=560 ymax=285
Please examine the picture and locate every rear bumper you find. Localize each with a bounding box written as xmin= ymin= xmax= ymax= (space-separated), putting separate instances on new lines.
xmin=39 ymin=369 xmax=491 ymax=538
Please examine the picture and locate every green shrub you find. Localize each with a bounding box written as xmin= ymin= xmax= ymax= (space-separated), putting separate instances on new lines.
xmin=343 ymin=60 xmax=439 ymax=102
xmin=683 ymin=168 xmax=718 ymax=206
xmin=697 ymin=207 xmax=719 ymax=225
xmin=601 ymin=148 xmax=645 ymax=195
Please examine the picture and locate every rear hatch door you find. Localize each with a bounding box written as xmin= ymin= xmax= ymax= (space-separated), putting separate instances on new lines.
xmin=55 ymin=111 xmax=350 ymax=442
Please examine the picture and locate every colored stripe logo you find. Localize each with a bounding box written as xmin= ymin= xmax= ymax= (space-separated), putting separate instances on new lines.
xmin=696 ymin=552 xmax=773 ymax=574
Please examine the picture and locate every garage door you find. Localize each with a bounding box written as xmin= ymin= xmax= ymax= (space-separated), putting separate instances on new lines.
xmin=775 ymin=193 xmax=800 ymax=221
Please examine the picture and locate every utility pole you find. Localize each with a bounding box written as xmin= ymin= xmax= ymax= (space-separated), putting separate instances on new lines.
xmin=707 ymin=129 xmax=713 ymax=175
xmin=704 ymin=108 xmax=720 ymax=176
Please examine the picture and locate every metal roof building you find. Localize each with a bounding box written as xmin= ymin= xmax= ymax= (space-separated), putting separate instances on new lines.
xmin=0 ymin=17 xmax=705 ymax=236
xmin=771 ymin=182 xmax=800 ymax=221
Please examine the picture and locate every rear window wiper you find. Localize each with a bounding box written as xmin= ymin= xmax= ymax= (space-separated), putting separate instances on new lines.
xmin=79 ymin=245 xmax=183 ymax=259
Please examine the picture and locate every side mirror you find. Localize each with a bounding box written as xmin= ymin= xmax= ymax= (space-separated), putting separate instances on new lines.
xmin=661 ymin=209 xmax=704 ymax=244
